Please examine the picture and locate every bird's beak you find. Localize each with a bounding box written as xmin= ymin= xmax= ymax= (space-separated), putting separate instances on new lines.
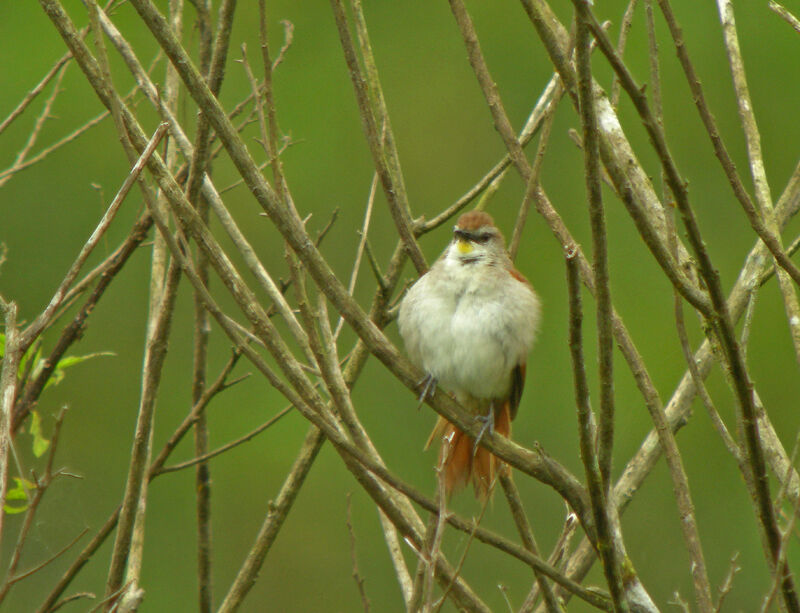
xmin=457 ymin=239 xmax=474 ymax=254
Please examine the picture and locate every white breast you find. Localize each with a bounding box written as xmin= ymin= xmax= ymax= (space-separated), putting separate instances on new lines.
xmin=398 ymin=256 xmax=539 ymax=401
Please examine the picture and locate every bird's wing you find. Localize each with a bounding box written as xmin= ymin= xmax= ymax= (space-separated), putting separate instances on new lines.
xmin=507 ymin=265 xmax=533 ymax=422
xmin=509 ymin=362 xmax=525 ymax=421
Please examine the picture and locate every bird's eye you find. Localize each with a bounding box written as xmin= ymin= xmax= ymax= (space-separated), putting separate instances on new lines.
xmin=474 ymin=233 xmax=491 ymax=244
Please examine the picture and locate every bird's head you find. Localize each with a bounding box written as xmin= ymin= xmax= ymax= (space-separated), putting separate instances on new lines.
xmin=447 ymin=210 xmax=506 ymax=266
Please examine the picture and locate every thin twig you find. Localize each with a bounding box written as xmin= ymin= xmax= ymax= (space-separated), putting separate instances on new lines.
xmin=48 ymin=591 xmax=97 ymax=612
xmin=0 ymin=301 xmax=20 ymax=553
xmin=155 ymin=406 xmax=291 ymax=475
xmin=0 ymin=407 xmax=71 ymax=604
xmin=335 ymin=171 xmax=379 ymax=340
xmin=509 ymin=80 xmax=563 ymax=261
xmin=0 ymin=62 xmax=69 ymax=190
xmin=447 ymin=0 xmax=528 ymax=177
xmin=433 ymin=479 xmax=497 ymax=613
xmin=650 ymin=0 xmax=800 ymax=290
xmin=346 ymin=493 xmax=372 ymax=613
xmin=565 ymin=243 xmax=627 ymax=613
xmin=3 ymin=528 xmax=88 ymax=593
xmin=12 ymin=213 xmax=153 ymax=431
xmin=716 ymin=0 xmax=800 ymax=367
xmin=499 ymin=472 xmax=563 ymax=613
xmin=188 ymin=5 xmax=239 ymax=611
xmin=217 ymin=427 xmax=326 ymax=613
xmin=714 ymin=552 xmax=740 ymax=612
xmin=258 ymin=0 xmax=290 ymax=206
xmin=609 ymin=0 xmax=640 ymax=107
xmin=0 ymin=49 xmax=73 ymax=136
xmin=580 ymin=5 xmax=800 ymax=608
xmin=423 ymin=452 xmax=451 ymax=612
xmin=104 ymin=259 xmax=182 ymax=604
xmin=37 ymin=347 xmax=244 ymax=612
xmin=19 ymin=121 xmax=168 ymax=353
xmin=329 ymin=0 xmax=427 ymax=275
xmin=769 ymin=1 xmax=800 ymax=35
xmin=419 ymin=72 xmax=561 ymax=235
xmin=272 ymin=19 xmax=295 ymax=70
xmin=575 ymin=3 xmax=615 ymax=495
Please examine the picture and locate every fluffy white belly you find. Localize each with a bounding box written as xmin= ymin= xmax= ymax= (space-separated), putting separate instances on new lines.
xmin=399 ymin=267 xmax=538 ymax=401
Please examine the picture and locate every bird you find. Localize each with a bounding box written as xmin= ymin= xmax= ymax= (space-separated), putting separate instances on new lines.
xmin=398 ymin=210 xmax=540 ymax=500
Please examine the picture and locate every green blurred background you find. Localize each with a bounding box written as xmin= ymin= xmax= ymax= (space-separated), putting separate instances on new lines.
xmin=1 ymin=1 xmax=799 ymax=610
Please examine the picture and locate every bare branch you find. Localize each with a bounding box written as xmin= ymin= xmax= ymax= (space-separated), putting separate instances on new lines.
xmin=329 ymin=0 xmax=427 ymax=275
xmin=0 ymin=301 xmax=20 ymax=552
xmin=217 ymin=427 xmax=326 ymax=613
xmin=769 ymin=1 xmax=800 ymax=34
xmin=19 ymin=121 xmax=168 ymax=353
xmin=565 ymin=243 xmax=628 ymax=612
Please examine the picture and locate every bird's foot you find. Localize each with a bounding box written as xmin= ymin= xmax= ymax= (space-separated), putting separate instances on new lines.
xmin=416 ymin=373 xmax=437 ymax=409
xmin=472 ymin=409 xmax=495 ymax=458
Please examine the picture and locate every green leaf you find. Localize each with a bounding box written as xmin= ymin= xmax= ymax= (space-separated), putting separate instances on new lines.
xmin=44 ymin=351 xmax=116 ymax=390
xmin=30 ymin=410 xmax=50 ymax=458
xmin=3 ymin=478 xmax=36 ymax=515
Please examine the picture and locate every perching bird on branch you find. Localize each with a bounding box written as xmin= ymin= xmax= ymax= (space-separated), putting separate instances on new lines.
xmin=398 ymin=210 xmax=540 ymax=500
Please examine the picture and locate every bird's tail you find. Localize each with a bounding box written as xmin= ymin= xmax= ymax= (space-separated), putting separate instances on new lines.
xmin=425 ymin=402 xmax=511 ymax=501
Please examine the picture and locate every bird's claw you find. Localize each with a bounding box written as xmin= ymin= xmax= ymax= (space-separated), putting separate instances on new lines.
xmin=416 ymin=373 xmax=437 ymax=409
xmin=472 ymin=411 xmax=495 ymax=458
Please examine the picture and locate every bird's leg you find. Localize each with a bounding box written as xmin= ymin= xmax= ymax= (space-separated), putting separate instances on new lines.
xmin=472 ymin=401 xmax=495 ymax=458
xmin=416 ymin=373 xmax=438 ymax=408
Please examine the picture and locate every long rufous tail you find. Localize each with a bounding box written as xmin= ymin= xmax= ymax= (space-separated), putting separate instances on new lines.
xmin=425 ymin=402 xmax=512 ymax=501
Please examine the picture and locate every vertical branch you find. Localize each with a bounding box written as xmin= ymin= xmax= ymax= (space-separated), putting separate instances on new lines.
xmin=257 ymin=0 xmax=290 ymax=203
xmin=609 ymin=0 xmax=639 ymax=107
xmin=574 ymin=5 xmax=800 ymax=607
xmin=565 ymin=245 xmax=628 ymax=613
xmin=0 ymin=300 xmax=20 ymax=552
xmin=184 ymin=6 xmax=238 ymax=612
xmin=574 ymin=2 xmax=615 ymax=494
xmin=105 ymin=259 xmax=182 ymax=608
xmin=184 ymin=0 xmax=237 ymax=208
xmin=652 ymin=0 xmax=800 ymax=288
xmin=185 ymin=36 xmax=236 ymax=601
xmin=191 ymin=186 xmax=214 ymax=613
xmin=640 ymin=6 xmax=716 ymax=608
xmin=716 ymin=0 xmax=800 ymax=365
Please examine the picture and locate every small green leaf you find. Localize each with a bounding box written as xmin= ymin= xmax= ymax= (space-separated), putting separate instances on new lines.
xmin=44 ymin=351 xmax=116 ymax=390
xmin=55 ymin=351 xmax=115 ymax=370
xmin=30 ymin=410 xmax=50 ymax=458
xmin=3 ymin=478 xmax=36 ymax=515
xmin=3 ymin=504 xmax=28 ymax=515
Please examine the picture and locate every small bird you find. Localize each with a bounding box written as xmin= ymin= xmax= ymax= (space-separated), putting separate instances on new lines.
xmin=398 ymin=210 xmax=540 ymax=500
